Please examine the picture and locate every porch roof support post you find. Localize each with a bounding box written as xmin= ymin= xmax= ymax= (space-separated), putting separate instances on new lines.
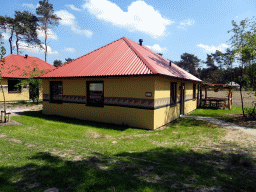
xmin=200 ymin=85 xmax=202 ymax=107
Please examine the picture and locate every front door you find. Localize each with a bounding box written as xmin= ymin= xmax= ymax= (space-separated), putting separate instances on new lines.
xmin=180 ymin=83 xmax=185 ymax=115
xmin=29 ymin=83 xmax=39 ymax=101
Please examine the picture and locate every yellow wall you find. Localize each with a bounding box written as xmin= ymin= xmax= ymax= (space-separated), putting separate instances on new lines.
xmin=0 ymin=78 xmax=43 ymax=102
xmin=184 ymin=99 xmax=197 ymax=114
xmin=43 ymin=76 xmax=155 ymax=129
xmin=43 ymin=76 xmax=155 ymax=98
xmin=154 ymin=104 xmax=180 ymax=129
xmin=0 ymin=92 xmax=29 ymax=101
xmin=43 ymin=102 xmax=154 ymax=129
xmin=42 ymin=76 xmax=199 ymax=130
xmin=153 ymin=77 xmax=198 ymax=129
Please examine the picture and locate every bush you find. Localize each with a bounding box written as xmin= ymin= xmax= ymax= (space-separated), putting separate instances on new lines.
xmin=244 ymin=103 xmax=256 ymax=117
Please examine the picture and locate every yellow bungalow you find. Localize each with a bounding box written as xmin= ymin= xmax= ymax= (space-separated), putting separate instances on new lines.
xmin=40 ymin=37 xmax=202 ymax=130
xmin=0 ymin=54 xmax=55 ymax=102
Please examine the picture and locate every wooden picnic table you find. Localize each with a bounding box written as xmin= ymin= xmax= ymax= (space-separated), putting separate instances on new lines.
xmin=201 ymin=97 xmax=228 ymax=108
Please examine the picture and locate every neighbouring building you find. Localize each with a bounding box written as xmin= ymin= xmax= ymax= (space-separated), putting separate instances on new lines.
xmin=0 ymin=54 xmax=55 ymax=102
xmin=40 ymin=37 xmax=202 ymax=130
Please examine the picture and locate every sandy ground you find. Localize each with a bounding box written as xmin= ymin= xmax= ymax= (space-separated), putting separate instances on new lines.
xmin=204 ymin=91 xmax=256 ymax=107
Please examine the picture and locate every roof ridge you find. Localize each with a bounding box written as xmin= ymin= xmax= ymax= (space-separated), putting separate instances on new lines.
xmin=40 ymin=37 xmax=125 ymax=77
xmin=122 ymin=37 xmax=158 ymax=74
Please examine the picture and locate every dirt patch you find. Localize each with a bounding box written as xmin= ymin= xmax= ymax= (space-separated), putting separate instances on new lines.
xmin=0 ymin=120 xmax=23 ymax=126
xmin=85 ymin=131 xmax=112 ymax=139
xmin=9 ymin=138 xmax=22 ymax=143
xmin=0 ymin=133 xmax=7 ymax=138
xmin=206 ymin=91 xmax=256 ymax=107
xmin=0 ymin=103 xmax=42 ymax=116
xmin=220 ymin=129 xmax=256 ymax=154
xmin=220 ymin=114 xmax=256 ymax=129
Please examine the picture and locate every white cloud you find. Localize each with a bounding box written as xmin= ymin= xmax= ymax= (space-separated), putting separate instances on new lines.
xmin=37 ymin=29 xmax=58 ymax=40
xmin=178 ymin=19 xmax=195 ymax=29
xmin=19 ymin=42 xmax=58 ymax=54
xmin=146 ymin=44 xmax=167 ymax=53
xmin=66 ymin=4 xmax=82 ymax=12
xmin=55 ymin=10 xmax=93 ymax=37
xmin=22 ymin=3 xmax=39 ymax=9
xmin=197 ymin=43 xmax=230 ymax=52
xmin=82 ymin=0 xmax=173 ymax=38
xmin=1 ymin=32 xmax=10 ymax=40
xmin=64 ymin=47 xmax=76 ymax=53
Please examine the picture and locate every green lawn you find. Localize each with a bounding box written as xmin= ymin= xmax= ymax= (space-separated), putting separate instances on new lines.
xmin=0 ymin=111 xmax=255 ymax=191
xmin=189 ymin=105 xmax=243 ymax=117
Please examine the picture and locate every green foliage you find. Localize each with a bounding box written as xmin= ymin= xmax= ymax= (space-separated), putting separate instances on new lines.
xmin=244 ymin=106 xmax=256 ymax=117
xmin=53 ymin=59 xmax=63 ymax=67
xmin=15 ymin=11 xmax=40 ymax=54
xmin=175 ymin=52 xmax=200 ymax=77
xmin=36 ymin=0 xmax=61 ymax=62
xmin=0 ymin=11 xmax=41 ymax=55
xmin=18 ymin=60 xmax=50 ymax=104
xmin=36 ymin=0 xmax=61 ymax=26
xmin=65 ymin=57 xmax=73 ymax=63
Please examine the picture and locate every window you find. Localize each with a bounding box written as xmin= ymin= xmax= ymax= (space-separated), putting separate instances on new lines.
xmin=8 ymin=80 xmax=21 ymax=93
xmin=87 ymin=81 xmax=104 ymax=107
xmin=193 ymin=83 xmax=196 ymax=99
xmin=50 ymin=81 xmax=63 ymax=103
xmin=170 ymin=82 xmax=177 ymax=105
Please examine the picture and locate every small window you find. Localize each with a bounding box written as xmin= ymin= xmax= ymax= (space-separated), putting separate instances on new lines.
xmin=193 ymin=83 xmax=196 ymax=99
xmin=87 ymin=81 xmax=104 ymax=107
xmin=170 ymin=82 xmax=177 ymax=105
xmin=50 ymin=81 xmax=63 ymax=103
xmin=8 ymin=80 xmax=21 ymax=93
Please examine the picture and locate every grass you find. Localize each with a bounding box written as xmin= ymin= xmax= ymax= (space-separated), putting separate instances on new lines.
xmin=190 ymin=105 xmax=256 ymax=128
xmin=0 ymin=111 xmax=255 ymax=191
xmin=189 ymin=105 xmax=243 ymax=117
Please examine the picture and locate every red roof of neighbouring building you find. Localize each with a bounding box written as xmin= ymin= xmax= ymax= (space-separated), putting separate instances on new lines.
xmin=40 ymin=37 xmax=202 ymax=82
xmin=0 ymin=54 xmax=55 ymax=78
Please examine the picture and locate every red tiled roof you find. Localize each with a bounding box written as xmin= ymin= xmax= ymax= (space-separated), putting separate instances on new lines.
xmin=40 ymin=37 xmax=202 ymax=82
xmin=0 ymin=54 xmax=55 ymax=78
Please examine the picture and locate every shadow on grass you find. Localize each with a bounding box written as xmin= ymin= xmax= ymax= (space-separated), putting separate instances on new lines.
xmin=1 ymin=145 xmax=255 ymax=191
xmin=15 ymin=110 xmax=131 ymax=131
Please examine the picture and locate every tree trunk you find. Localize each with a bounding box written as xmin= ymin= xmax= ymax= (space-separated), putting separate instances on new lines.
xmin=44 ymin=24 xmax=47 ymax=62
xmin=0 ymin=80 xmax=6 ymax=123
xmin=240 ymin=85 xmax=245 ymax=116
xmin=9 ymin=28 xmax=14 ymax=55
xmin=240 ymin=62 xmax=245 ymax=117
xmin=16 ymin=34 xmax=19 ymax=55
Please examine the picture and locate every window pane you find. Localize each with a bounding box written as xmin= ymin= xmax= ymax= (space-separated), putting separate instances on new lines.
xmin=8 ymin=80 xmax=21 ymax=93
xmin=170 ymin=82 xmax=177 ymax=104
xmin=50 ymin=81 xmax=62 ymax=101
xmin=88 ymin=82 xmax=104 ymax=106
xmin=90 ymin=83 xmax=103 ymax=91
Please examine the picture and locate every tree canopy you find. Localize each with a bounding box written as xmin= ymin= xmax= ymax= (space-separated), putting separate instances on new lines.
xmin=53 ymin=59 xmax=62 ymax=67
xmin=36 ymin=0 xmax=61 ymax=62
xmin=175 ymin=53 xmax=200 ymax=77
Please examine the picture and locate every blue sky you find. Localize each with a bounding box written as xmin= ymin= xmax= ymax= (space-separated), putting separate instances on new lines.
xmin=0 ymin=0 xmax=255 ymax=67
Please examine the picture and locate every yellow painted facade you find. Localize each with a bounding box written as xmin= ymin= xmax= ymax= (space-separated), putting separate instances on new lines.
xmin=43 ymin=102 xmax=154 ymax=129
xmin=0 ymin=78 xmax=43 ymax=102
xmin=42 ymin=76 xmax=198 ymax=130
